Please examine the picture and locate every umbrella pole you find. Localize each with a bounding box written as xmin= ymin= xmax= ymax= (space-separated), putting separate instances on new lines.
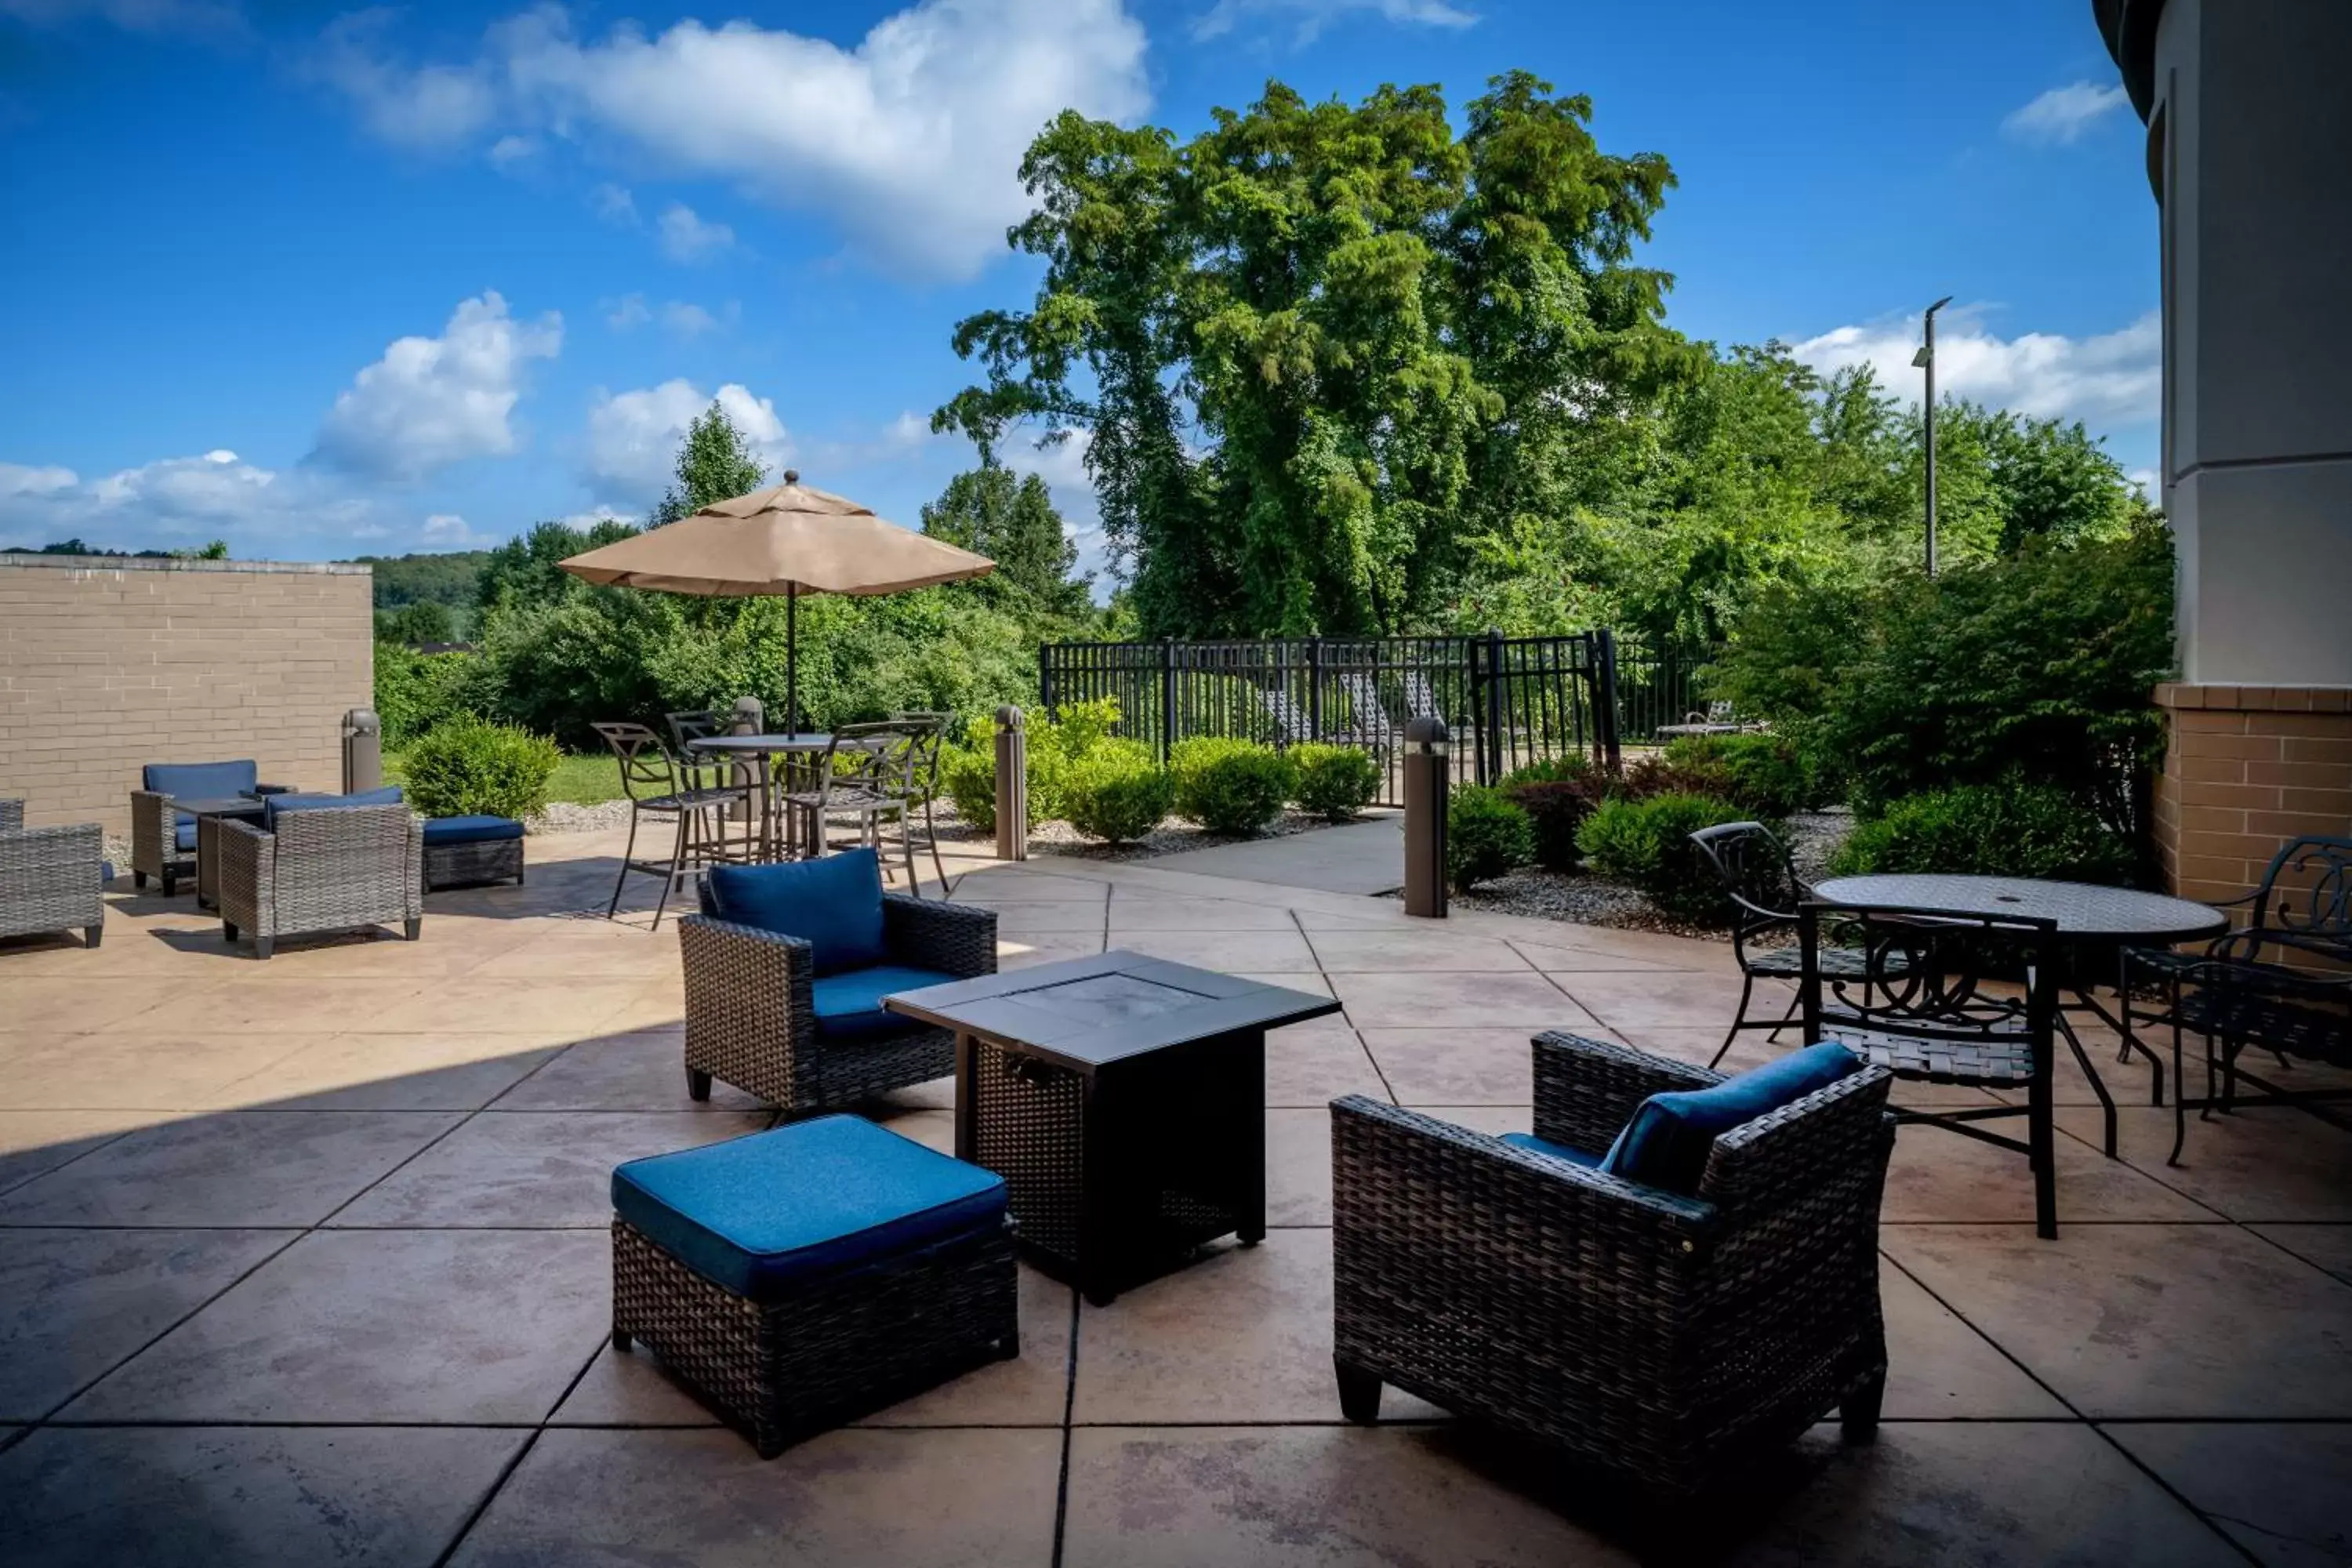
xmin=786 ymin=585 xmax=797 ymax=738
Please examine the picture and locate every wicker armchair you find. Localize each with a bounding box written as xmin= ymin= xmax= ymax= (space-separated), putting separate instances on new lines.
xmin=681 ymin=893 xmax=997 ymax=1113
xmin=0 ymin=800 xmax=104 ymax=949
xmin=214 ymin=804 xmax=423 ymax=959
xmin=1330 ymin=1031 xmax=1894 ymax=1517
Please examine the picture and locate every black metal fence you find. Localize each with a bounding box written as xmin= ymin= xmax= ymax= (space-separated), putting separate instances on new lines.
xmin=1037 ymin=632 xmax=1620 ymax=803
xmin=1613 ymin=638 xmax=1720 ymax=747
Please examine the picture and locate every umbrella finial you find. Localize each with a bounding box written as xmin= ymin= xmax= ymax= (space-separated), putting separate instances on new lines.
xmin=782 ymin=469 xmax=799 ymax=485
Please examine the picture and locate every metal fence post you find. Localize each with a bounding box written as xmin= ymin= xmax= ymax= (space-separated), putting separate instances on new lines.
xmin=1037 ymin=644 xmax=1055 ymax=717
xmin=994 ymin=706 xmax=1027 ymax=862
xmin=1592 ymin=629 xmax=1623 ymax=773
xmin=1482 ymin=627 xmax=1505 ymax=786
xmin=1306 ymin=635 xmax=1323 ymax=738
xmin=1159 ymin=637 xmax=1178 ymax=767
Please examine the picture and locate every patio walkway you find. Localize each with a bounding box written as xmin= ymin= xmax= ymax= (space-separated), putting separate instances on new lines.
xmin=1 ymin=828 xmax=2347 ymax=1565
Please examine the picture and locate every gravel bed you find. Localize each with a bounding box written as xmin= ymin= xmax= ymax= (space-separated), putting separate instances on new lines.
xmin=527 ymin=800 xmax=633 ymax=835
xmin=929 ymin=800 xmax=1343 ymax=863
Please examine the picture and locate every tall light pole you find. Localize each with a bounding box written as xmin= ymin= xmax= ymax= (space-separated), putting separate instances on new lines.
xmin=1911 ymin=296 xmax=1953 ymax=576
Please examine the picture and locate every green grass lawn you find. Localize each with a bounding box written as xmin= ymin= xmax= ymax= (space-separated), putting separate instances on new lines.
xmin=383 ymin=750 xmax=627 ymax=807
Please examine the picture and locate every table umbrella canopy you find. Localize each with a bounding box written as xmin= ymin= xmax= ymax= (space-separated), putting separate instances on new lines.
xmin=557 ymin=472 xmax=995 ymax=734
xmin=557 ymin=474 xmax=994 ymax=597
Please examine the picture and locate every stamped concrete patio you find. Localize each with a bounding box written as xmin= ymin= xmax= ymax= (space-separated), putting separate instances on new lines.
xmin=1 ymin=826 xmax=2347 ymax=1566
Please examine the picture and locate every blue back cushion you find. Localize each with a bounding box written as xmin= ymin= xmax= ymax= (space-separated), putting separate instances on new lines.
xmin=143 ymin=759 xmax=257 ymax=800
xmin=705 ymin=848 xmax=888 ymax=977
xmin=263 ymin=786 xmax=403 ymax=833
xmin=1601 ymin=1043 xmax=1861 ymax=1196
xmin=611 ymin=1115 xmax=1007 ymax=1300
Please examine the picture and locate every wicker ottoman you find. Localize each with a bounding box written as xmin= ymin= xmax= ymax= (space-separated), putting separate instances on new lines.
xmin=420 ymin=815 xmax=525 ymax=891
xmin=610 ymin=1116 xmax=1018 ymax=1457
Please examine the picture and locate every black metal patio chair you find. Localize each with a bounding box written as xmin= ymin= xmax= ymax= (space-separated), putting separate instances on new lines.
xmin=592 ymin=722 xmax=753 ymax=928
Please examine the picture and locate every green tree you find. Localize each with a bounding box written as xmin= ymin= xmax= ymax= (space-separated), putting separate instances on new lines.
xmin=375 ymin=601 xmax=458 ymax=644
xmin=476 ymin=517 xmax=637 ymax=613
xmin=652 ymin=401 xmax=769 ymax=525
xmin=920 ymin=464 xmax=1093 ymax=617
xmin=938 ymin=72 xmax=1688 ymax=637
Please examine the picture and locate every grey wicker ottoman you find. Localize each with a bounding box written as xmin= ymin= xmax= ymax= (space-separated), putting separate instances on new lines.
xmin=610 ymin=1115 xmax=1018 ymax=1457
xmin=420 ymin=815 xmax=525 ymax=891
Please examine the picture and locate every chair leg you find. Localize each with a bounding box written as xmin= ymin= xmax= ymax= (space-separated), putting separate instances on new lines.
xmin=925 ymin=796 xmax=949 ymax=892
xmin=223 ymin=920 xmax=238 ymax=942
xmin=1708 ymin=972 xmax=1755 ymax=1070
xmin=612 ymin=1325 xmax=632 ymax=1352
xmin=253 ymin=937 xmax=274 ymax=960
xmin=2060 ymin=1019 xmax=2118 ymax=1159
xmin=83 ymin=924 xmax=102 ymax=949
xmin=2029 ymin=1069 xmax=2058 ymax=1241
xmin=2169 ymin=1018 xmax=2189 ymax=1167
xmin=686 ymin=1067 xmax=712 ymax=1102
xmin=1334 ymin=1359 xmax=1382 ymax=1425
xmin=652 ymin=811 xmax=686 ymax=931
xmin=133 ymin=871 xmax=147 ymax=889
xmin=1840 ymin=1368 xmax=1885 ymax=1443
xmin=405 ymin=917 xmax=422 ymax=941
xmin=162 ymin=873 xmax=176 ymax=898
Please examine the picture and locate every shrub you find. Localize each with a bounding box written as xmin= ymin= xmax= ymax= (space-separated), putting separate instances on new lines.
xmin=1618 ymin=750 xmax=1735 ymax=802
xmin=1062 ymin=740 xmax=1175 ymax=843
xmin=938 ymin=698 xmax=1131 ymax=834
xmin=1446 ymin=786 xmax=1536 ymax=891
xmin=1661 ymin=731 xmax=1819 ymax=816
xmin=1290 ymin=743 xmax=1379 ymax=822
xmin=1171 ymin=737 xmax=1298 ymax=834
xmin=1828 ymin=781 xmax=2136 ymax=885
xmin=400 ymin=717 xmax=561 ymax=820
xmin=1497 ymin=756 xmax=1608 ymax=871
xmin=373 ymin=644 xmax=482 ymax=746
xmin=938 ymin=735 xmax=1003 ymax=833
xmin=1577 ymin=793 xmax=1755 ymax=922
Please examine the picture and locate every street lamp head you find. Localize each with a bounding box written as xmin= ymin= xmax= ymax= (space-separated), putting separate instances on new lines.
xmin=1926 ymin=294 xmax=1954 ymax=317
xmin=1911 ymin=346 xmax=1933 ymax=368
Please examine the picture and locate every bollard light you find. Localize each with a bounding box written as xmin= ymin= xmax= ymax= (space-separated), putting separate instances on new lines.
xmin=1403 ymin=716 xmax=1448 ymax=918
xmin=994 ymin=706 xmax=1028 ymax=862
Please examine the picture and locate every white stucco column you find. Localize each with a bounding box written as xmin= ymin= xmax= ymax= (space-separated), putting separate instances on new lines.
xmin=2147 ymin=0 xmax=2352 ymax=686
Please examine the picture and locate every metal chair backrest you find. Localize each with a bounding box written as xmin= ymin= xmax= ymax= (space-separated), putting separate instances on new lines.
xmin=887 ymin=713 xmax=951 ymax=798
xmin=666 ymin=710 xmax=724 ymax=751
xmin=591 ymin=722 xmax=684 ymax=804
xmin=1690 ymin=821 xmax=1803 ymax=961
xmin=2245 ymin=834 xmax=2352 ymax=963
xmin=1798 ymin=899 xmax=2060 ymax=1054
xmin=832 ymin=721 xmax=922 ymax=798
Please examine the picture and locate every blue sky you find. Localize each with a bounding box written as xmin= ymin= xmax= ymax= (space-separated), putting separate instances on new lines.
xmin=0 ymin=0 xmax=2158 ymax=571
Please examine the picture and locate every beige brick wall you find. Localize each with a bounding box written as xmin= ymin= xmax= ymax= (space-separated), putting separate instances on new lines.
xmin=2153 ymin=683 xmax=2352 ymax=906
xmin=0 ymin=555 xmax=373 ymax=837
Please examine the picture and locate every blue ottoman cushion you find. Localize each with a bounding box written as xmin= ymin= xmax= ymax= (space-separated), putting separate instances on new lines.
xmin=422 ymin=814 xmax=525 ymax=846
xmin=703 ymin=849 xmax=888 ymax=977
xmin=263 ymin=786 xmax=403 ymax=832
xmin=1600 ymin=1042 xmax=1862 ymax=1195
xmin=612 ymin=1115 xmax=1007 ymax=1301
xmin=809 ymin=964 xmax=960 ymax=1044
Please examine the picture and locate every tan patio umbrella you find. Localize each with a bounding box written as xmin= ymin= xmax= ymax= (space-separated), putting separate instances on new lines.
xmin=557 ymin=470 xmax=994 ymax=731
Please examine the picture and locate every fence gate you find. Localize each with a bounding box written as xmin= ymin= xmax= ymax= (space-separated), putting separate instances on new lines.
xmin=1037 ymin=631 xmax=1620 ymax=804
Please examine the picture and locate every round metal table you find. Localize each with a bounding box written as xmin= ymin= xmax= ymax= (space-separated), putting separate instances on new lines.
xmin=1813 ymin=873 xmax=2230 ymax=1147
xmin=686 ymin=734 xmax=835 ymax=862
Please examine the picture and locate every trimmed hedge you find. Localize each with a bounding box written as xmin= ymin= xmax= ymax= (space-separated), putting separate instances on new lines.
xmin=1828 ymin=780 xmax=2135 ymax=885
xmin=1290 ymin=743 xmax=1380 ymax=822
xmin=1499 ymin=754 xmax=1607 ymax=870
xmin=1446 ymin=786 xmax=1536 ymax=891
xmin=1062 ymin=740 xmax=1175 ymax=844
xmin=1576 ymin=793 xmax=1756 ymax=922
xmin=1661 ymin=731 xmax=1820 ymax=816
xmin=1171 ymin=738 xmax=1297 ymax=834
xmin=400 ymin=717 xmax=561 ymax=820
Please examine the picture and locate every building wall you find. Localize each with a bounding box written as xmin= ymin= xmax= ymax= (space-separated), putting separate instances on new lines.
xmin=0 ymin=555 xmax=373 ymax=837
xmin=2154 ymin=684 xmax=2352 ymax=906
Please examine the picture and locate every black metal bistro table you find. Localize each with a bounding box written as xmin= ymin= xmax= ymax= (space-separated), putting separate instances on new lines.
xmin=182 ymin=796 xmax=270 ymax=913
xmin=1813 ymin=874 xmax=2228 ymax=1150
xmin=684 ymin=734 xmax=834 ymax=862
xmin=883 ymin=952 xmax=1341 ymax=1305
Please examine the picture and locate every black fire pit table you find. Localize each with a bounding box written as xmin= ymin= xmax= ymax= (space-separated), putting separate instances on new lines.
xmin=884 ymin=951 xmax=1341 ymax=1305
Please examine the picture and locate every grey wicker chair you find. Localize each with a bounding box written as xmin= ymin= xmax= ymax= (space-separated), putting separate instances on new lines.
xmin=680 ymin=891 xmax=997 ymax=1114
xmin=213 ymin=804 xmax=423 ymax=959
xmin=1331 ymin=1031 xmax=1894 ymax=1525
xmin=0 ymin=800 xmax=104 ymax=949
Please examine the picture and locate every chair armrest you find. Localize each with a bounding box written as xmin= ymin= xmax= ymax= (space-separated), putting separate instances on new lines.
xmin=1700 ymin=1064 xmax=1895 ymax=1220
xmin=129 ymin=789 xmax=180 ymax=874
xmin=215 ymin=818 xmax=275 ymax=933
xmin=0 ymin=799 xmax=21 ymax=833
xmin=882 ymin=895 xmax=997 ymax=978
xmin=251 ymin=782 xmax=295 ymax=797
xmin=1531 ymin=1031 xmax=1722 ymax=1155
xmin=0 ymin=820 xmax=102 ymax=866
xmin=680 ymin=914 xmax=817 ymax=1077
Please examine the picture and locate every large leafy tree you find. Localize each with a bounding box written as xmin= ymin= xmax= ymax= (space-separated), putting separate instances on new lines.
xmin=920 ymin=464 xmax=1094 ymax=619
xmin=938 ymin=73 xmax=1690 ymax=637
xmin=652 ymin=401 xmax=770 ymax=525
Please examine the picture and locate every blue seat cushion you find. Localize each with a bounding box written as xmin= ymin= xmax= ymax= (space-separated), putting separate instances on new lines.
xmin=808 ymin=964 xmax=960 ymax=1045
xmin=704 ymin=848 xmax=888 ymax=978
xmin=143 ymin=759 xmax=258 ymax=800
xmin=612 ymin=1115 xmax=1007 ymax=1300
xmin=1499 ymin=1131 xmax=1602 ymax=1169
xmin=174 ymin=819 xmax=198 ymax=852
xmin=1601 ymin=1042 xmax=1863 ymax=1196
xmin=263 ymin=786 xmax=403 ymax=833
xmin=421 ymin=814 xmax=524 ymax=846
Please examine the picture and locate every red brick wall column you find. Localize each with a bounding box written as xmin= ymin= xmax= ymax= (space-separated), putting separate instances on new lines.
xmin=2153 ymin=684 xmax=2352 ymax=903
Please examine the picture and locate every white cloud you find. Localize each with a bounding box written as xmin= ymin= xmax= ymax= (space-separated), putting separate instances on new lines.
xmin=487 ymin=132 xmax=538 ymax=166
xmin=315 ymin=291 xmax=564 ymax=481
xmin=1789 ymin=308 xmax=2160 ymax=429
xmin=591 ymin=182 xmax=639 ymax=225
xmin=0 ymin=448 xmax=383 ymax=551
xmin=602 ymin=293 xmax=729 ymax=336
xmin=603 ymin=293 xmax=652 ymax=331
xmin=585 ymin=379 xmax=791 ymax=499
xmin=660 ymin=300 xmax=723 ymax=336
xmin=2002 ymin=81 xmax=2129 ymax=146
xmin=420 ymin=512 xmax=492 ymax=546
xmin=318 ymin=0 xmax=1151 ymax=281
xmin=1192 ymin=0 xmax=1474 ymax=42
xmin=656 ymin=202 xmax=734 ymax=263
xmin=308 ymin=9 xmax=498 ymax=151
